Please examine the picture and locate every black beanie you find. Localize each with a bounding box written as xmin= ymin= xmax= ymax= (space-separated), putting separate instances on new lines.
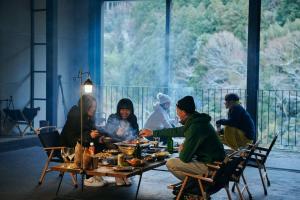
xmin=176 ymin=96 xmax=196 ymax=114
xmin=225 ymin=93 xmax=240 ymax=101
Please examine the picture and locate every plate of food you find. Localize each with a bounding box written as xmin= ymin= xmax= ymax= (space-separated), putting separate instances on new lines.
xmin=103 ymin=149 xmax=120 ymax=155
xmin=127 ymin=158 xmax=145 ymax=167
xmin=115 ymin=139 xmax=150 ymax=148
xmin=144 ymin=155 xmax=155 ymax=162
xmin=153 ymin=151 xmax=170 ymax=160
xmin=112 ymin=166 xmax=134 ymax=172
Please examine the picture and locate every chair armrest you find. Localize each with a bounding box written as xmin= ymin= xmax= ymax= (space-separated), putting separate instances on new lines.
xmin=44 ymin=146 xmax=65 ymax=150
xmin=256 ymin=146 xmax=268 ymax=152
xmin=207 ymin=164 xmax=220 ymax=170
xmin=182 ymin=172 xmax=214 ymax=183
xmin=213 ymin=161 xmax=222 ymax=165
xmin=252 ymin=152 xmax=267 ymax=158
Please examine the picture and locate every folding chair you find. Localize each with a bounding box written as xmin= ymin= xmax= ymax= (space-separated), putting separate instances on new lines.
xmin=36 ymin=126 xmax=77 ymax=187
xmin=246 ymin=134 xmax=278 ymax=195
xmin=3 ymin=107 xmax=40 ymax=136
xmin=176 ymin=151 xmax=244 ymax=200
xmin=230 ymin=140 xmax=260 ymax=200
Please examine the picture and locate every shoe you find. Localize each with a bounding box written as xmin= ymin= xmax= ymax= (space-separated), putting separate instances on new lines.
xmin=84 ymin=176 xmax=107 ymax=187
xmin=124 ymin=178 xmax=131 ymax=186
xmin=115 ymin=177 xmax=126 ymax=186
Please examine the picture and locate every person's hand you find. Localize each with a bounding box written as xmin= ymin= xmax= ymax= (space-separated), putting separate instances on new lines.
xmin=90 ymin=130 xmax=99 ymax=139
xmin=98 ymin=135 xmax=105 ymax=144
xmin=139 ymin=129 xmax=153 ymax=137
xmin=178 ymin=144 xmax=184 ymax=152
xmin=216 ymin=119 xmax=224 ymax=125
xmin=116 ymin=127 xmax=125 ymax=137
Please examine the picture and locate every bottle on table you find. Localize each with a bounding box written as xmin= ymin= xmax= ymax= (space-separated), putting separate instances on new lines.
xmin=167 ymin=137 xmax=174 ymax=154
xmin=89 ymin=142 xmax=95 ymax=155
xmin=135 ymin=141 xmax=142 ymax=159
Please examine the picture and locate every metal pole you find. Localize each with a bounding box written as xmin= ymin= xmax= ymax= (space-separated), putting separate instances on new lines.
xmin=246 ymin=0 xmax=261 ymax=141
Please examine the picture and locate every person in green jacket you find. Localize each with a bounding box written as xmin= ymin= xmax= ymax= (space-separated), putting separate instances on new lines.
xmin=140 ymin=96 xmax=225 ymax=181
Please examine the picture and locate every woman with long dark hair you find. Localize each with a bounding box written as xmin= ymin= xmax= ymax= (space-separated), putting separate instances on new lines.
xmin=104 ymin=98 xmax=139 ymax=142
xmin=60 ymin=94 xmax=106 ymax=187
xmin=104 ymin=98 xmax=139 ymax=186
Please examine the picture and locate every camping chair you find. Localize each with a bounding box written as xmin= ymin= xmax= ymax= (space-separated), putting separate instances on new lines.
xmin=36 ymin=126 xmax=77 ymax=187
xmin=230 ymin=140 xmax=260 ymax=200
xmin=3 ymin=107 xmax=40 ymax=136
xmin=246 ymin=134 xmax=278 ymax=195
xmin=175 ymin=151 xmax=244 ymax=200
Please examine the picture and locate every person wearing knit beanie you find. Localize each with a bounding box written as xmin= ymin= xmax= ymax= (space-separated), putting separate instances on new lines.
xmin=140 ymin=95 xmax=225 ymax=187
xmin=216 ymin=93 xmax=255 ymax=150
xmin=176 ymin=96 xmax=196 ymax=114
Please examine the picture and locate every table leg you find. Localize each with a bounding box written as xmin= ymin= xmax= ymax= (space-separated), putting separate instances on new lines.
xmin=56 ymin=172 xmax=65 ymax=196
xmin=135 ymin=173 xmax=143 ymax=200
xmin=81 ymin=173 xmax=85 ymax=192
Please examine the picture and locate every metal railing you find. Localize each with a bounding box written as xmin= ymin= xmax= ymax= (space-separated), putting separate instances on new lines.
xmin=94 ymin=85 xmax=300 ymax=151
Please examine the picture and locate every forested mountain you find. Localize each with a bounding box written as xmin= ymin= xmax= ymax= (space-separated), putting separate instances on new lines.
xmin=103 ymin=0 xmax=300 ymax=90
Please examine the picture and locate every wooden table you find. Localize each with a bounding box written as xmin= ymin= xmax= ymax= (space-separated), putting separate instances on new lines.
xmin=51 ymin=159 xmax=167 ymax=199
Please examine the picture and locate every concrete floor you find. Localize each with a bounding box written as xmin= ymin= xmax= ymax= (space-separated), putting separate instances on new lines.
xmin=0 ymin=135 xmax=300 ymax=200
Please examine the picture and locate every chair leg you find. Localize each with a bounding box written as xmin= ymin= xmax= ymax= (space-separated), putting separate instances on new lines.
xmin=22 ymin=125 xmax=30 ymax=136
xmin=70 ymin=173 xmax=78 ymax=188
xmin=263 ymin=164 xmax=271 ymax=186
xmin=258 ymin=167 xmax=268 ymax=195
xmin=231 ymin=182 xmax=236 ymax=192
xmin=176 ymin=176 xmax=189 ymax=200
xmin=241 ymin=173 xmax=252 ymax=199
xmin=38 ymin=150 xmax=54 ymax=185
xmin=235 ymin=182 xmax=244 ymax=200
xmin=224 ymin=184 xmax=232 ymax=200
xmin=198 ymin=179 xmax=208 ymax=200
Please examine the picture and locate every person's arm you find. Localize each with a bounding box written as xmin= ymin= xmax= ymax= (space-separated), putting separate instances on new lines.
xmin=216 ymin=105 xmax=242 ymax=126
xmin=179 ymin=125 xmax=208 ymax=163
xmin=152 ymin=126 xmax=184 ymax=138
xmin=160 ymin=112 xmax=173 ymax=128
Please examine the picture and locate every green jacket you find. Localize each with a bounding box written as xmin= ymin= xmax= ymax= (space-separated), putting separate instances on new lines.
xmin=153 ymin=112 xmax=225 ymax=163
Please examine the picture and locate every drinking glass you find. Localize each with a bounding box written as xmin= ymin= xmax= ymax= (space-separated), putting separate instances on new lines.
xmin=153 ymin=137 xmax=160 ymax=148
xmin=61 ymin=147 xmax=75 ymax=167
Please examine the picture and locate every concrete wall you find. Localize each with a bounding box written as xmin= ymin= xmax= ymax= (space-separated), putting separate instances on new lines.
xmin=0 ymin=0 xmax=90 ymax=134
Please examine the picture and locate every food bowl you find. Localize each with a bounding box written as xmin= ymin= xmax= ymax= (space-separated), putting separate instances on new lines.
xmin=127 ymin=158 xmax=144 ymax=167
xmin=153 ymin=151 xmax=170 ymax=160
xmin=103 ymin=137 xmax=113 ymax=143
xmin=117 ymin=145 xmax=136 ymax=156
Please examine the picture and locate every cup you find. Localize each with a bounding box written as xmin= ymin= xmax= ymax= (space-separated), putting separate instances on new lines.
xmin=92 ymin=156 xmax=99 ymax=169
xmin=153 ymin=137 xmax=160 ymax=148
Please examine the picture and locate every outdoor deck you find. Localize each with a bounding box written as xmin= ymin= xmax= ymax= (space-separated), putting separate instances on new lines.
xmin=0 ymin=135 xmax=300 ymax=200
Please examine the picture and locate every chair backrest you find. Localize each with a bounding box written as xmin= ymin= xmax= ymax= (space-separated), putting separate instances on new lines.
xmin=22 ymin=107 xmax=40 ymax=121
xmin=254 ymin=133 xmax=278 ymax=166
xmin=207 ymin=151 xmax=244 ymax=194
xmin=37 ymin=128 xmax=62 ymax=159
xmin=3 ymin=109 xmax=24 ymax=121
xmin=3 ymin=107 xmax=40 ymax=122
xmin=231 ymin=140 xmax=260 ymax=181
xmin=265 ymin=133 xmax=278 ymax=158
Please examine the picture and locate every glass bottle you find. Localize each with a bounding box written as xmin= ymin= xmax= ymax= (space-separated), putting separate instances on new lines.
xmin=89 ymin=142 xmax=95 ymax=155
xmin=167 ymin=137 xmax=174 ymax=154
xmin=135 ymin=141 xmax=142 ymax=159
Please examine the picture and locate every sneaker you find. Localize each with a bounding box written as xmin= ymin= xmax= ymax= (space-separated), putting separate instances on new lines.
xmin=84 ymin=176 xmax=107 ymax=187
xmin=124 ymin=178 xmax=132 ymax=186
xmin=115 ymin=177 xmax=126 ymax=186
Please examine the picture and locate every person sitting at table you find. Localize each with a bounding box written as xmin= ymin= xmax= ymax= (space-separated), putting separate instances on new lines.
xmin=216 ymin=93 xmax=255 ymax=150
xmin=140 ymin=96 xmax=225 ymax=195
xmin=104 ymin=98 xmax=139 ymax=186
xmin=144 ymin=92 xmax=175 ymax=144
xmin=60 ymin=94 xmax=107 ymax=187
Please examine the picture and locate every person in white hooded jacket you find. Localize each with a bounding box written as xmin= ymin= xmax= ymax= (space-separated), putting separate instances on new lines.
xmin=144 ymin=93 xmax=174 ymax=143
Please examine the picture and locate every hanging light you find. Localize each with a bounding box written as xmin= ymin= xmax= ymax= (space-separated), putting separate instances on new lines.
xmin=83 ymin=75 xmax=93 ymax=93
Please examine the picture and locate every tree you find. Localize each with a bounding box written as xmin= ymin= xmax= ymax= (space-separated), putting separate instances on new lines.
xmin=193 ymin=31 xmax=247 ymax=89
